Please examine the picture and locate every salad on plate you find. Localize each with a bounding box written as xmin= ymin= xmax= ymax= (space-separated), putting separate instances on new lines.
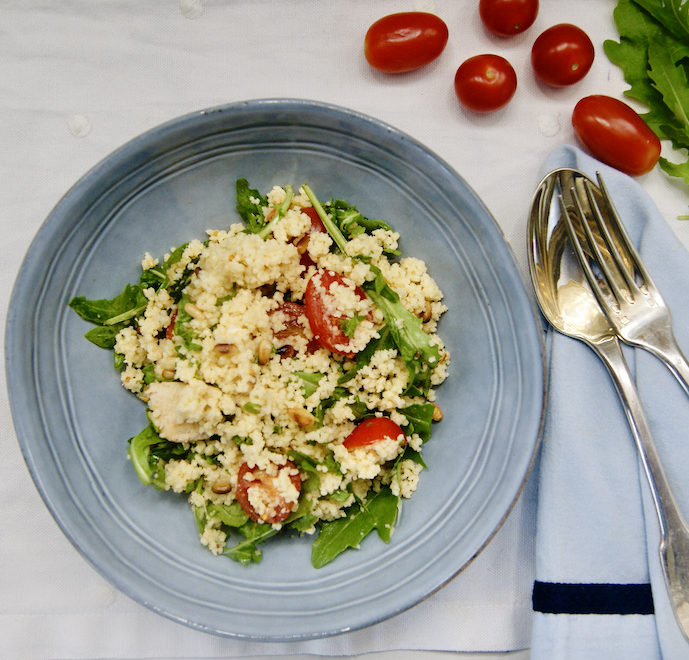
xmin=69 ymin=179 xmax=450 ymax=568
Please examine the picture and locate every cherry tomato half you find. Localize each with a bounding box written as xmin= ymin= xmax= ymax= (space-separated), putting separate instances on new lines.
xmin=364 ymin=12 xmax=449 ymax=74
xmin=479 ymin=0 xmax=538 ymax=37
xmin=304 ymin=270 xmax=370 ymax=356
xmin=454 ymin=54 xmax=517 ymax=113
xmin=531 ymin=23 xmax=594 ymax=87
xmin=235 ymin=461 xmax=301 ymax=524
xmin=572 ymin=95 xmax=661 ymax=176
xmin=343 ymin=417 xmax=406 ymax=449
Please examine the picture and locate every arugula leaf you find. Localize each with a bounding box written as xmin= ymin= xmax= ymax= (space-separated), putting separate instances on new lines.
xmin=339 ymin=313 xmax=366 ymax=338
xmin=114 ymin=352 xmax=125 ymax=371
xmin=257 ymin=185 xmax=293 ymax=239
xmin=139 ymin=242 xmax=189 ymax=292
xmin=174 ymin=294 xmax=202 ymax=352
xmin=83 ymin=324 xmax=125 ymax=349
xmin=223 ymin=521 xmax=278 ymax=566
xmin=362 ymin=266 xmax=440 ymax=391
xmin=127 ymin=423 xmax=170 ymax=489
xmin=327 ymin=199 xmax=393 ymax=238
xmin=647 ymin=36 xmax=689 ymax=135
xmin=208 ymin=501 xmax=250 ymax=528
xmin=310 ymin=487 xmax=399 ymax=568
xmin=236 ymin=178 xmax=293 ymax=239
xmin=312 ymin=386 xmax=349 ymax=425
xmin=400 ymin=446 xmax=428 ymax=470
xmin=632 ymin=0 xmax=689 ymax=41
xmin=400 ymin=403 xmax=435 ymax=443
xmin=69 ymin=283 xmax=147 ymax=326
xmin=236 ymin=178 xmax=268 ymax=233
xmin=338 ymin=327 xmax=394 ymax=384
xmin=293 ymin=371 xmax=325 ymax=398
xmin=605 ymin=0 xmax=689 ymax=186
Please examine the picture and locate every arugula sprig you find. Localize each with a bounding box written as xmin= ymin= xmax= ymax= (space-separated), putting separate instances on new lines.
xmin=362 ymin=266 xmax=440 ymax=392
xmin=302 ymin=185 xmax=441 ymax=391
xmin=236 ymin=177 xmax=294 ymax=239
xmin=605 ymin=0 xmax=689 ymax=186
xmin=311 ymin=487 xmax=399 ymax=568
xmin=69 ymin=241 xmax=191 ymax=349
xmin=127 ymin=421 xmax=193 ymax=489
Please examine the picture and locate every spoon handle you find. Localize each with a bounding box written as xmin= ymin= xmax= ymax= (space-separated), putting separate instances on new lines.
xmin=593 ymin=335 xmax=689 ymax=639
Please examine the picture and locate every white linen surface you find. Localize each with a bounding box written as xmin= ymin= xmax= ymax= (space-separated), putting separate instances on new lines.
xmin=2 ymin=2 xmax=689 ymax=659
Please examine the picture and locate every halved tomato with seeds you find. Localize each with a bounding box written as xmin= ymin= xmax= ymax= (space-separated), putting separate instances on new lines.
xmin=303 ymin=269 xmax=370 ymax=357
xmin=235 ymin=460 xmax=301 ymax=524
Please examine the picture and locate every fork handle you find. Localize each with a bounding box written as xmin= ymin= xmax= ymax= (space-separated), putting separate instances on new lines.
xmin=594 ymin=335 xmax=689 ymax=641
xmin=637 ymin=331 xmax=689 ymax=398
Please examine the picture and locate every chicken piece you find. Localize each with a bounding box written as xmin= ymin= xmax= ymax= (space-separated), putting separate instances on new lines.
xmin=145 ymin=381 xmax=218 ymax=443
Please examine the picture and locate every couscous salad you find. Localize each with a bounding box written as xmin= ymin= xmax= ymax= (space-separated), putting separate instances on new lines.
xmin=69 ymin=179 xmax=450 ymax=568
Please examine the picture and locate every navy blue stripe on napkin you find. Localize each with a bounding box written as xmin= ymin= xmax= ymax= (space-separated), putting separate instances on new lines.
xmin=532 ymin=581 xmax=654 ymax=615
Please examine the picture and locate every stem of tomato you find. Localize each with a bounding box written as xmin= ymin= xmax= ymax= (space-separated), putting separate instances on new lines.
xmin=301 ymin=184 xmax=349 ymax=255
xmin=257 ymin=185 xmax=293 ymax=239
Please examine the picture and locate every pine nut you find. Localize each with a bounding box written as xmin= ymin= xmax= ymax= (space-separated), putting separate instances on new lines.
xmin=256 ymin=339 xmax=272 ymax=365
xmin=211 ymin=478 xmax=232 ymax=494
xmin=184 ymin=302 xmax=202 ymax=319
xmin=421 ymin=300 xmax=433 ymax=323
xmin=214 ymin=343 xmax=237 ymax=356
xmin=161 ymin=369 xmax=175 ymax=380
xmin=295 ymin=234 xmax=310 ymax=255
xmin=432 ymin=404 xmax=443 ymax=422
xmin=288 ymin=407 xmax=315 ymax=428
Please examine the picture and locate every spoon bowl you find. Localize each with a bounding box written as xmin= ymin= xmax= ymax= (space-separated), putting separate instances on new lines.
xmin=527 ymin=168 xmax=614 ymax=344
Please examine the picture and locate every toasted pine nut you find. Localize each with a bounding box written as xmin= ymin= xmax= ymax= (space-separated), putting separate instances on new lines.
xmin=184 ymin=302 xmax=202 ymax=319
xmin=211 ymin=478 xmax=232 ymax=494
xmin=288 ymin=407 xmax=315 ymax=428
xmin=432 ymin=404 xmax=443 ymax=422
xmin=295 ymin=235 xmax=310 ymax=255
xmin=161 ymin=369 xmax=175 ymax=380
xmin=256 ymin=339 xmax=272 ymax=365
xmin=214 ymin=343 xmax=237 ymax=356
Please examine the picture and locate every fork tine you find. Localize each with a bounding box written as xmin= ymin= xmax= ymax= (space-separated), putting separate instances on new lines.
xmin=595 ymin=172 xmax=655 ymax=292
xmin=558 ymin=191 xmax=612 ymax=312
xmin=569 ymin=178 xmax=629 ymax=306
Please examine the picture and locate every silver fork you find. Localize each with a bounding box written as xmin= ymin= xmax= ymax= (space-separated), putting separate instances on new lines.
xmin=565 ymin=172 xmax=689 ymax=396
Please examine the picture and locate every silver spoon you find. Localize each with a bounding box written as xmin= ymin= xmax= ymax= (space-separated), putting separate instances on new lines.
xmin=527 ymin=167 xmax=689 ymax=641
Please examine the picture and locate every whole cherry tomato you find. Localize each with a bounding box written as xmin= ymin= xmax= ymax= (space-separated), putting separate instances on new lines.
xmin=364 ymin=12 xmax=449 ymax=74
xmin=572 ymin=95 xmax=661 ymax=176
xmin=343 ymin=417 xmax=406 ymax=449
xmin=235 ymin=461 xmax=301 ymax=524
xmin=531 ymin=23 xmax=594 ymax=87
xmin=454 ymin=54 xmax=517 ymax=113
xmin=304 ymin=269 xmax=370 ymax=356
xmin=479 ymin=0 xmax=538 ymax=37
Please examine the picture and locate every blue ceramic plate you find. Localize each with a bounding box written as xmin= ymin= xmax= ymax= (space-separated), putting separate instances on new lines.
xmin=6 ymin=99 xmax=543 ymax=641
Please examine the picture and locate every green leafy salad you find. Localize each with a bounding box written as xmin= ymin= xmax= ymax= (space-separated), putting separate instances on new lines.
xmin=605 ymin=0 xmax=689 ymax=186
xmin=69 ymin=179 xmax=450 ymax=568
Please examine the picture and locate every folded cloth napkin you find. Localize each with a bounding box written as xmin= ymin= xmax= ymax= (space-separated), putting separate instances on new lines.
xmin=531 ymin=145 xmax=689 ymax=659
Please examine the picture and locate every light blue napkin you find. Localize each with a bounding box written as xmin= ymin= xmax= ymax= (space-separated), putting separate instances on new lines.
xmin=531 ymin=145 xmax=689 ymax=659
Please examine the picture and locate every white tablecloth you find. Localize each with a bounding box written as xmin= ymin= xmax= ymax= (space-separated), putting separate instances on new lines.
xmin=2 ymin=2 xmax=689 ymax=658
